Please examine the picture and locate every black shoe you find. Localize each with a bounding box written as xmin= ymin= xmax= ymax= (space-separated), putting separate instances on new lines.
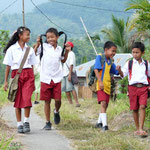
xmin=95 ymin=123 xmax=103 ymax=128
xmin=102 ymin=125 xmax=109 ymax=131
xmin=43 ymin=121 xmax=52 ymax=130
xmin=23 ymin=122 xmax=30 ymax=133
xmin=34 ymin=101 xmax=39 ymax=104
xmin=17 ymin=125 xmax=24 ymax=133
xmin=54 ymin=110 xmax=60 ymax=125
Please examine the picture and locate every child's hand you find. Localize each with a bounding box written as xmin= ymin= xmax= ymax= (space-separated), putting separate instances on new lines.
xmin=116 ymin=65 xmax=121 ymax=72
xmin=68 ymin=74 xmax=71 ymax=82
xmin=4 ymin=82 xmax=8 ymax=91
xmin=36 ymin=36 xmax=41 ymax=46
xmin=99 ymin=80 xmax=104 ymax=90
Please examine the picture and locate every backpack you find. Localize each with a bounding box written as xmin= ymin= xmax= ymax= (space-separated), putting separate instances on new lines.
xmin=86 ymin=53 xmax=111 ymax=93
xmin=128 ymin=59 xmax=150 ymax=97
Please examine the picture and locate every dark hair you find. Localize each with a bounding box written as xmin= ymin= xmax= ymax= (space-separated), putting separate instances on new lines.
xmin=3 ymin=26 xmax=30 ymax=53
xmin=40 ymin=28 xmax=67 ymax=60
xmin=104 ymin=41 xmax=117 ymax=50
xmin=132 ymin=42 xmax=145 ymax=52
xmin=46 ymin=28 xmax=59 ymax=37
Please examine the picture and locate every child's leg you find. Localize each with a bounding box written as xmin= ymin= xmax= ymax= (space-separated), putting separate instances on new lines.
xmin=139 ymin=105 xmax=146 ymax=131
xmin=66 ymin=92 xmax=73 ymax=104
xmin=44 ymin=100 xmax=51 ymax=122
xmin=55 ymin=100 xmax=61 ymax=112
xmin=133 ymin=110 xmax=139 ymax=131
xmin=72 ymin=90 xmax=80 ymax=105
xmin=24 ymin=107 xmax=31 ymax=122
xmin=35 ymin=93 xmax=39 ymax=101
xmin=15 ymin=108 xmax=22 ymax=122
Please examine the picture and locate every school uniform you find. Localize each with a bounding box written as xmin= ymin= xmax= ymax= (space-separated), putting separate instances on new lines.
xmin=94 ymin=54 xmax=119 ymax=104
xmin=62 ymin=51 xmax=76 ymax=92
xmin=3 ymin=42 xmax=37 ymax=108
xmin=37 ymin=43 xmax=63 ymax=100
xmin=122 ymin=58 xmax=150 ymax=110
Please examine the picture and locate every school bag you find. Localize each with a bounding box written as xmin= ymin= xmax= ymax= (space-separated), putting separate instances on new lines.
xmin=8 ymin=47 xmax=30 ymax=102
xmin=128 ymin=59 xmax=150 ymax=97
xmin=86 ymin=53 xmax=112 ymax=93
xmin=39 ymin=31 xmax=67 ymax=60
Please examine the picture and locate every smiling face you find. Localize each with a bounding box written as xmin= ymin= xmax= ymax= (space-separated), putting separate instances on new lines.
xmin=19 ymin=30 xmax=30 ymax=43
xmin=46 ymin=32 xmax=58 ymax=47
xmin=105 ymin=46 xmax=117 ymax=59
xmin=132 ymin=48 xmax=143 ymax=61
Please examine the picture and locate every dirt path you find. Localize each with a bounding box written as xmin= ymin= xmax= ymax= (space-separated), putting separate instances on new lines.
xmin=1 ymin=104 xmax=72 ymax=150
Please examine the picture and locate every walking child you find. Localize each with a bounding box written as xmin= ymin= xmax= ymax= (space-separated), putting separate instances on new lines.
xmin=34 ymin=28 xmax=69 ymax=130
xmin=3 ymin=26 xmax=37 ymax=133
xmin=94 ymin=41 xmax=119 ymax=131
xmin=117 ymin=42 xmax=149 ymax=136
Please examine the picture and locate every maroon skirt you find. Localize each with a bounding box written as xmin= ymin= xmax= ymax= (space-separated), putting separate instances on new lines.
xmin=11 ymin=68 xmax=35 ymax=108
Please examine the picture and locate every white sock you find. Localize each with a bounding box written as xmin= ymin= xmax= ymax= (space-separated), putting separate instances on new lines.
xmin=54 ymin=109 xmax=59 ymax=114
xmin=17 ymin=121 xmax=23 ymax=127
xmin=97 ymin=113 xmax=102 ymax=123
xmin=24 ymin=117 xmax=29 ymax=123
xmin=100 ymin=113 xmax=107 ymax=127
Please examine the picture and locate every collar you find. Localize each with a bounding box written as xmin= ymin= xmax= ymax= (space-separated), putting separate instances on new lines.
xmin=105 ymin=57 xmax=112 ymax=65
xmin=16 ymin=41 xmax=28 ymax=49
xmin=133 ymin=58 xmax=145 ymax=64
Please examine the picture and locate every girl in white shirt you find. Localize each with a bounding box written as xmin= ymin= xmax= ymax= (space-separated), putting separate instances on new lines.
xmin=34 ymin=28 xmax=69 ymax=130
xmin=3 ymin=27 xmax=37 ymax=133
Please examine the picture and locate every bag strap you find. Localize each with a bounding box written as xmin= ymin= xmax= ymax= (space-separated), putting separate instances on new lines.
xmin=17 ymin=47 xmax=30 ymax=74
xmin=128 ymin=60 xmax=133 ymax=80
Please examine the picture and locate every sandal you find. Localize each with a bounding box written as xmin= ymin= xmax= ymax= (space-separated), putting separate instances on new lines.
xmin=139 ymin=131 xmax=148 ymax=138
xmin=134 ymin=131 xmax=141 ymax=136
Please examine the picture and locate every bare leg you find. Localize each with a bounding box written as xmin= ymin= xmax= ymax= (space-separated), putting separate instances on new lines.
xmin=55 ymin=100 xmax=61 ymax=112
xmin=35 ymin=93 xmax=38 ymax=101
xmin=133 ymin=110 xmax=139 ymax=131
xmin=66 ymin=92 xmax=73 ymax=104
xmin=15 ymin=108 xmax=21 ymax=122
xmin=100 ymin=101 xmax=108 ymax=113
xmin=24 ymin=107 xmax=31 ymax=118
xmin=44 ymin=100 xmax=51 ymax=122
xmin=72 ymin=90 xmax=80 ymax=104
xmin=139 ymin=105 xmax=146 ymax=131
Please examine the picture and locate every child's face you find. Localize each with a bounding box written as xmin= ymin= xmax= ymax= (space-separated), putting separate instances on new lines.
xmin=46 ymin=32 xmax=58 ymax=46
xmin=65 ymin=44 xmax=71 ymax=51
xmin=132 ymin=48 xmax=144 ymax=61
xmin=105 ymin=46 xmax=117 ymax=59
xmin=19 ymin=30 xmax=30 ymax=43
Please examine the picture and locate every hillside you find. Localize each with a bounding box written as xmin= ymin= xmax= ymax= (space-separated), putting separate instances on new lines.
xmin=0 ymin=0 xmax=132 ymax=38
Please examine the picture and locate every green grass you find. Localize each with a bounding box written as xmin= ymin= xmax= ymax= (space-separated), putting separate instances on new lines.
xmin=34 ymin=94 xmax=150 ymax=150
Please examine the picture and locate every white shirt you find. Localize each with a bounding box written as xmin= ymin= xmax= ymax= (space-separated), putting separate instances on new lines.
xmin=3 ymin=42 xmax=37 ymax=70
xmin=122 ymin=58 xmax=150 ymax=85
xmin=63 ymin=51 xmax=76 ymax=77
xmin=34 ymin=55 xmax=41 ymax=75
xmin=37 ymin=43 xmax=63 ymax=84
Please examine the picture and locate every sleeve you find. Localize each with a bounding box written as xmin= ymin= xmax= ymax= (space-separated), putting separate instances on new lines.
xmin=110 ymin=63 xmax=119 ymax=75
xmin=147 ymin=61 xmax=150 ymax=77
xmin=36 ymin=45 xmax=41 ymax=56
xmin=121 ymin=61 xmax=129 ymax=77
xmin=69 ymin=52 xmax=75 ymax=66
xmin=94 ymin=55 xmax=102 ymax=70
xmin=3 ymin=48 xmax=13 ymax=66
xmin=29 ymin=48 xmax=38 ymax=65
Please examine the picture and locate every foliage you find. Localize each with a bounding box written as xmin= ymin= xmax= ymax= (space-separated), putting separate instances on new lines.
xmin=125 ymin=0 xmax=150 ymax=32
xmin=101 ymin=15 xmax=130 ymax=53
xmin=119 ymin=77 xmax=128 ymax=94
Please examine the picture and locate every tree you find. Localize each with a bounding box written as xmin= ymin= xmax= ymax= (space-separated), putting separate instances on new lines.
xmin=101 ymin=15 xmax=130 ymax=53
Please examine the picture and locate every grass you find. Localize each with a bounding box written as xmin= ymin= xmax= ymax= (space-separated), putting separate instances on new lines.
xmin=34 ymin=93 xmax=150 ymax=150
xmin=0 ymin=87 xmax=22 ymax=150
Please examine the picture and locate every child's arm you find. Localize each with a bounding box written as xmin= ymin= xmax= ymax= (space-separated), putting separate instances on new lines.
xmin=68 ymin=65 xmax=73 ymax=81
xmin=4 ymin=65 xmax=11 ymax=91
xmin=61 ymin=50 xmax=69 ymax=63
xmin=34 ymin=36 xmax=41 ymax=54
xmin=94 ymin=69 xmax=104 ymax=90
xmin=116 ymin=66 xmax=124 ymax=77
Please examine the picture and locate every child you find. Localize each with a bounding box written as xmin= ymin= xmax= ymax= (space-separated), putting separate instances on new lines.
xmin=62 ymin=41 xmax=81 ymax=107
xmin=34 ymin=28 xmax=69 ymax=130
xmin=3 ymin=26 xmax=37 ymax=133
xmin=94 ymin=41 xmax=119 ymax=131
xmin=117 ymin=42 xmax=149 ymax=136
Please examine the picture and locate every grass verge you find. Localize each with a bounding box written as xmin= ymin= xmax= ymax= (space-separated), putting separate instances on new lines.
xmin=34 ymin=94 xmax=150 ymax=150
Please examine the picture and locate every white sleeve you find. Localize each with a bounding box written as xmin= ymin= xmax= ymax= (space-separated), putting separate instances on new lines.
xmin=122 ymin=61 xmax=129 ymax=77
xmin=69 ymin=52 xmax=75 ymax=66
xmin=148 ymin=61 xmax=150 ymax=77
xmin=29 ymin=48 xmax=38 ymax=65
xmin=3 ymin=48 xmax=13 ymax=66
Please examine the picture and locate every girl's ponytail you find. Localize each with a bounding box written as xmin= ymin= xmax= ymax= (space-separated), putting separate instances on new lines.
xmin=3 ymin=26 xmax=30 ymax=53
xmin=39 ymin=34 xmax=46 ymax=60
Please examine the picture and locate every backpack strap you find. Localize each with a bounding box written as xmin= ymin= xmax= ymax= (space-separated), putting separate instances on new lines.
xmin=128 ymin=60 xmax=133 ymax=80
xmin=144 ymin=60 xmax=148 ymax=76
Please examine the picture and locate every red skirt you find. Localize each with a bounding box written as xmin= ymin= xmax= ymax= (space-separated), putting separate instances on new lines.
xmin=11 ymin=68 xmax=35 ymax=108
